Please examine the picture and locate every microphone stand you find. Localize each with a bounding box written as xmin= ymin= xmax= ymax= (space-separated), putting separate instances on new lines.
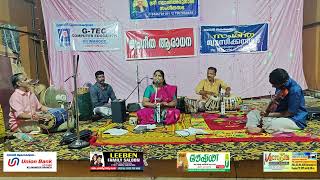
xmin=62 ymin=101 xmax=73 ymax=137
xmin=136 ymin=65 xmax=140 ymax=103
xmin=126 ymin=76 xmax=149 ymax=102
xmin=68 ymin=54 xmax=89 ymax=149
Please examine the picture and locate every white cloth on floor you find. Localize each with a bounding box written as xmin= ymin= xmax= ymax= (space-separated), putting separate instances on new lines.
xmin=245 ymin=109 xmax=300 ymax=133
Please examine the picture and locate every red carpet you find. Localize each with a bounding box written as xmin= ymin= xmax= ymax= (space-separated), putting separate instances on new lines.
xmin=203 ymin=113 xmax=247 ymax=130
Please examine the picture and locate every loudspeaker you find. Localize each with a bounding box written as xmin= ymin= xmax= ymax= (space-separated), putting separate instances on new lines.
xmin=111 ymin=99 xmax=127 ymax=123
xmin=127 ymin=103 xmax=141 ymax=112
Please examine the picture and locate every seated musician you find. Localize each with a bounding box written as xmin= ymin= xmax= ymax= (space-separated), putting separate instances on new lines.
xmin=192 ymin=67 xmax=231 ymax=111
xmin=89 ymin=71 xmax=117 ymax=117
xmin=246 ymin=68 xmax=308 ymax=133
xmin=9 ymin=73 xmax=49 ymax=133
xmin=11 ymin=52 xmax=46 ymax=103
xmin=137 ymin=70 xmax=180 ymax=125
xmin=196 ymin=67 xmax=231 ymax=99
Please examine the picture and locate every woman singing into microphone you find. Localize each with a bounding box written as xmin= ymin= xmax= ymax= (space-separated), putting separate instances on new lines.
xmin=137 ymin=70 xmax=180 ymax=125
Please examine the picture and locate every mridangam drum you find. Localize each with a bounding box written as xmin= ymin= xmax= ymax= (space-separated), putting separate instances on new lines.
xmin=205 ymin=96 xmax=242 ymax=111
xmin=39 ymin=108 xmax=68 ymax=131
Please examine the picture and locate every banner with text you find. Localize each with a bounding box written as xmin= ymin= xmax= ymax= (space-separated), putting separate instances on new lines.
xmin=54 ymin=22 xmax=120 ymax=51
xmin=263 ymin=152 xmax=317 ymax=172
xmin=126 ymin=28 xmax=195 ymax=60
xmin=200 ymin=23 xmax=268 ymax=54
xmin=3 ymin=152 xmax=57 ymax=172
xmin=90 ymin=152 xmax=144 ymax=171
xmin=130 ymin=0 xmax=198 ymax=19
xmin=177 ymin=152 xmax=230 ymax=172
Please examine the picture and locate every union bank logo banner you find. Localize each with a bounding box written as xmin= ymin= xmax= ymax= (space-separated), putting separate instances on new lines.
xmin=3 ymin=152 xmax=57 ymax=172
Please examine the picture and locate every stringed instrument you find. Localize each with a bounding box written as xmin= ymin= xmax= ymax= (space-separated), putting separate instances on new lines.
xmin=257 ymin=88 xmax=289 ymax=128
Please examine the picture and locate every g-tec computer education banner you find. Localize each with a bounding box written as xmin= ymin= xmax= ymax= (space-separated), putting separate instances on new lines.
xmin=54 ymin=22 xmax=120 ymax=51
xmin=200 ymin=23 xmax=268 ymax=54
xmin=125 ymin=28 xmax=195 ymax=60
xmin=130 ymin=0 xmax=198 ymax=19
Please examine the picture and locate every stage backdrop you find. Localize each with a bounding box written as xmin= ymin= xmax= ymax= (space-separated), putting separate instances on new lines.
xmin=41 ymin=0 xmax=307 ymax=103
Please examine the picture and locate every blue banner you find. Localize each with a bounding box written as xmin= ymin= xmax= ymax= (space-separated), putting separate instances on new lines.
xmin=130 ymin=0 xmax=198 ymax=19
xmin=200 ymin=23 xmax=268 ymax=54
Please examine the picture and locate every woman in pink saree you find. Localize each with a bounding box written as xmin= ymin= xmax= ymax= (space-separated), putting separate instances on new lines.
xmin=137 ymin=70 xmax=180 ymax=125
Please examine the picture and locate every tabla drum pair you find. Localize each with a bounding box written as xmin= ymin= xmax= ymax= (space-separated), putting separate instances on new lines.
xmin=205 ymin=96 xmax=242 ymax=111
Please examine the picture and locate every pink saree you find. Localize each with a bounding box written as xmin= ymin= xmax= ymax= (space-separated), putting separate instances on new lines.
xmin=137 ymin=85 xmax=180 ymax=125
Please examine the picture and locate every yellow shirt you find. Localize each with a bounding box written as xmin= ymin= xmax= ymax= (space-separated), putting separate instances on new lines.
xmin=195 ymin=78 xmax=229 ymax=97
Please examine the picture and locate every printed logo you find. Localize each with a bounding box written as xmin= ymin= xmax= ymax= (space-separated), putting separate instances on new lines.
xmin=57 ymin=28 xmax=71 ymax=47
xmin=8 ymin=157 xmax=19 ymax=167
xmin=3 ymin=152 xmax=57 ymax=172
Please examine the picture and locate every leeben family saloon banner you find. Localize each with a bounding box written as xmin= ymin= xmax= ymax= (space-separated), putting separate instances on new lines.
xmin=54 ymin=22 xmax=120 ymax=51
xmin=125 ymin=28 xmax=195 ymax=60
xmin=130 ymin=0 xmax=198 ymax=19
xmin=200 ymin=23 xmax=268 ymax=54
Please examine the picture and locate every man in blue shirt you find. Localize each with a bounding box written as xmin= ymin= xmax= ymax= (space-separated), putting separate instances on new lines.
xmin=90 ymin=71 xmax=117 ymax=117
xmin=246 ymin=68 xmax=308 ymax=133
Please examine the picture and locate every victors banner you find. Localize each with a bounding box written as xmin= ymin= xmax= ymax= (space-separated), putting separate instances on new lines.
xmin=125 ymin=28 xmax=195 ymax=60
xmin=200 ymin=23 xmax=268 ymax=54
xmin=130 ymin=0 xmax=198 ymax=19
xmin=263 ymin=152 xmax=317 ymax=172
xmin=54 ymin=22 xmax=120 ymax=51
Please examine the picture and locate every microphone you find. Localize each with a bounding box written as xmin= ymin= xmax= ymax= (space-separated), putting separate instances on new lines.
xmin=149 ymin=78 xmax=160 ymax=83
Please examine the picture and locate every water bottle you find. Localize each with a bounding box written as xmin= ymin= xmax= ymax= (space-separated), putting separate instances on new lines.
xmin=220 ymin=92 xmax=226 ymax=115
xmin=156 ymin=103 xmax=161 ymax=123
xmin=13 ymin=132 xmax=34 ymax=142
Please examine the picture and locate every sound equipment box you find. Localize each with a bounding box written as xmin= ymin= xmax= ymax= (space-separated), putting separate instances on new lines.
xmin=177 ymin=96 xmax=186 ymax=113
xmin=307 ymin=107 xmax=320 ymax=120
xmin=111 ymin=99 xmax=127 ymax=123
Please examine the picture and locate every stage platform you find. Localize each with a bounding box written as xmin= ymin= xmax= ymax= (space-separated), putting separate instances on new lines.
xmin=1 ymin=96 xmax=320 ymax=163
xmin=1 ymin=160 xmax=320 ymax=178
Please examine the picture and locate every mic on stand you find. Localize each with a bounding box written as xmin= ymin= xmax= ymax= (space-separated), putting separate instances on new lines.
xmin=68 ymin=54 xmax=90 ymax=149
xmin=152 ymin=78 xmax=161 ymax=124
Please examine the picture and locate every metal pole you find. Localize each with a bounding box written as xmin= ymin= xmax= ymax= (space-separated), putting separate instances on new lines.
xmin=0 ymin=26 xmax=37 ymax=36
xmin=137 ymin=64 xmax=140 ymax=103
xmin=73 ymin=55 xmax=80 ymax=140
xmin=68 ymin=54 xmax=89 ymax=149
